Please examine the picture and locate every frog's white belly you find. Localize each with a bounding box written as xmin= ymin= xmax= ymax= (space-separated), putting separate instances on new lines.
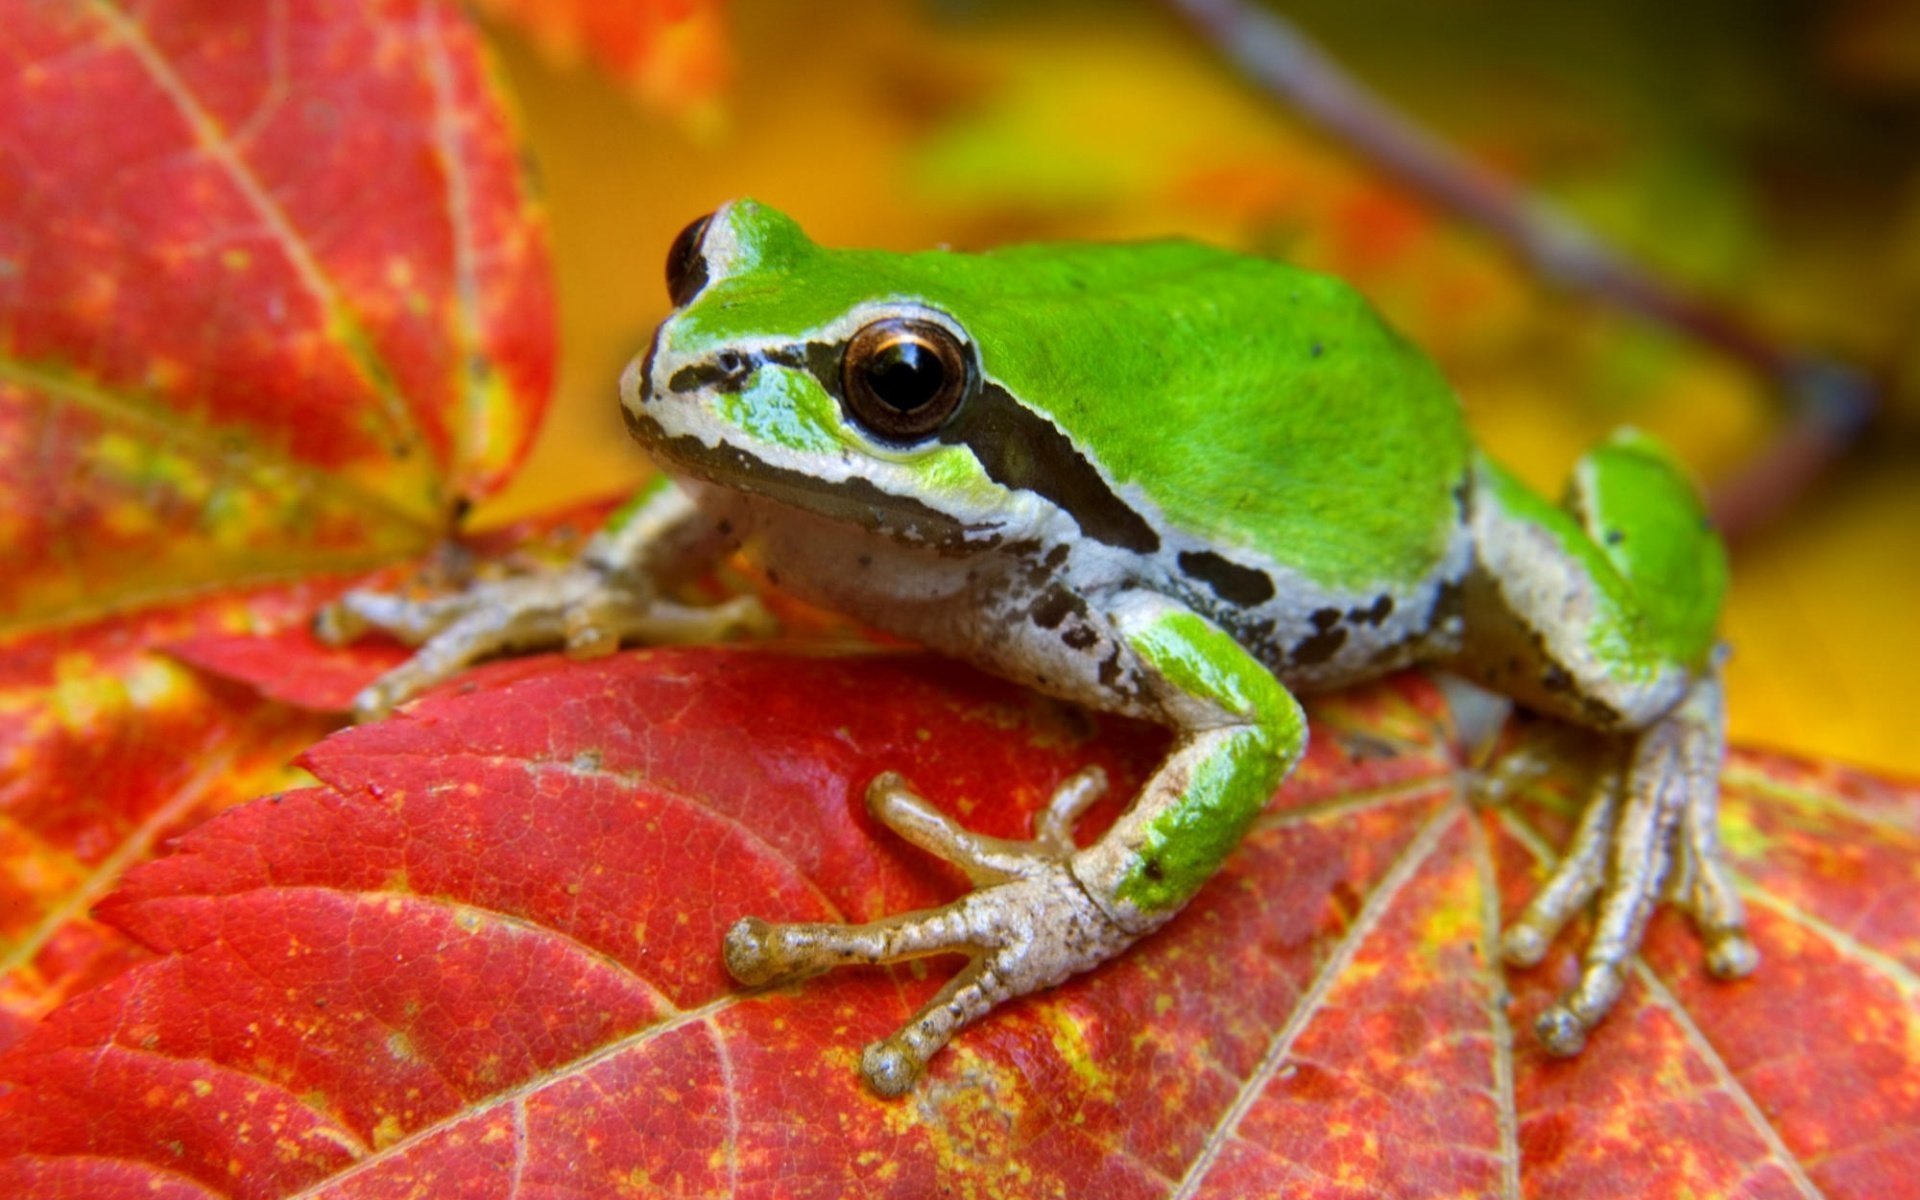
xmin=682 ymin=478 xmax=1472 ymax=719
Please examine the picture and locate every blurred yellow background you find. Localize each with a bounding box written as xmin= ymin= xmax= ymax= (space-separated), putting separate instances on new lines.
xmin=470 ymin=0 xmax=1920 ymax=777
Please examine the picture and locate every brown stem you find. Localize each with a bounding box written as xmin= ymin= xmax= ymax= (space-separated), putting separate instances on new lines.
xmin=1162 ymin=0 xmax=1876 ymax=538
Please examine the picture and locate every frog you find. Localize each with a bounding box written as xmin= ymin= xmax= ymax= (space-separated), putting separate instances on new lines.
xmin=319 ymin=199 xmax=1757 ymax=1097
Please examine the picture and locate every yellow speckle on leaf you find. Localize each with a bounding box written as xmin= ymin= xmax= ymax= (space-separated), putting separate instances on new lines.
xmin=370 ymin=1113 xmax=407 ymax=1149
xmin=1042 ymin=1004 xmax=1111 ymax=1096
xmin=386 ymin=1030 xmax=416 ymax=1062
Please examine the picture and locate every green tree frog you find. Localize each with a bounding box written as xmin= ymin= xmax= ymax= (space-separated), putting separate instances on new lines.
xmin=321 ymin=200 xmax=1756 ymax=1096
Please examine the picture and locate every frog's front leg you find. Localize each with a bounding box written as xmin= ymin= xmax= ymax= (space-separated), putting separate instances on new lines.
xmin=723 ymin=594 xmax=1307 ymax=1096
xmin=1457 ymin=434 xmax=1757 ymax=1054
xmin=317 ymin=477 xmax=768 ymax=720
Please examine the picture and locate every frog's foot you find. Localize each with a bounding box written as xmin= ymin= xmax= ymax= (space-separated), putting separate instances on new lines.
xmin=724 ymin=767 xmax=1141 ymax=1096
xmin=1500 ymin=675 xmax=1758 ymax=1054
xmin=316 ymin=565 xmax=769 ymax=721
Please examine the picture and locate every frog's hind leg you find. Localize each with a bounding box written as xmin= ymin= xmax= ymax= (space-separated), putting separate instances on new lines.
xmin=1501 ymin=666 xmax=1756 ymax=1053
xmin=1457 ymin=433 xmax=1756 ymax=1054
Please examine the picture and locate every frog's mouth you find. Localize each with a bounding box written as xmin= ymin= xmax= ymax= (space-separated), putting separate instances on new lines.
xmin=622 ymin=397 xmax=996 ymax=555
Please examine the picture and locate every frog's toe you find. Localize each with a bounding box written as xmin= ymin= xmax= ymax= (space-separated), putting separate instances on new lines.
xmin=719 ymin=916 xmax=801 ymax=986
xmin=1500 ymin=772 xmax=1618 ymax=968
xmin=318 ymin=585 xmax=474 ymax=648
xmin=857 ymin=956 xmax=1014 ymax=1096
xmin=865 ymin=768 xmax=1106 ymax=885
xmin=347 ymin=603 xmax=557 ymax=720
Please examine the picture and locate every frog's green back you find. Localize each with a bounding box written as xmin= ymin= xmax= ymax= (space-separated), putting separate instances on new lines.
xmin=680 ymin=202 xmax=1471 ymax=592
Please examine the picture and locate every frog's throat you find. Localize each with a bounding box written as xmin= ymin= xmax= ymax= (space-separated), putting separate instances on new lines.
xmin=623 ymin=408 xmax=997 ymax=555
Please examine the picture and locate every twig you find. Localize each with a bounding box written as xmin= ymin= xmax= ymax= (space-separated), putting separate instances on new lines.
xmin=1162 ymin=0 xmax=1876 ymax=538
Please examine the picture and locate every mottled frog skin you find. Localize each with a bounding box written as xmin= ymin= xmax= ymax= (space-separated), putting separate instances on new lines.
xmin=322 ymin=201 xmax=1753 ymax=1096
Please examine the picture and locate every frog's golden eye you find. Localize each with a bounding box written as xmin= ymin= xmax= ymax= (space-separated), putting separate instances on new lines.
xmin=841 ymin=317 xmax=970 ymax=442
xmin=665 ymin=212 xmax=713 ymax=307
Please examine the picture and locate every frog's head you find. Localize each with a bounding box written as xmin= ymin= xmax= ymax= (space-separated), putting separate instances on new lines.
xmin=620 ymin=199 xmax=1061 ymax=552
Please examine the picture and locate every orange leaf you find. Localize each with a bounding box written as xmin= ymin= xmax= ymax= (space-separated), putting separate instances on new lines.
xmin=475 ymin=0 xmax=730 ymax=125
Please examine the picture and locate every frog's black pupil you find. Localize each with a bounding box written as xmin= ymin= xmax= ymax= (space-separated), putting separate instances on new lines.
xmin=864 ymin=340 xmax=945 ymax=412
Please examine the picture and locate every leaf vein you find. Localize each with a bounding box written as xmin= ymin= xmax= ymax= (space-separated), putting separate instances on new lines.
xmin=1168 ymin=804 xmax=1460 ymax=1199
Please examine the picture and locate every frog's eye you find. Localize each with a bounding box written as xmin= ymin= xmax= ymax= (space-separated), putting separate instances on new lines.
xmin=841 ymin=317 xmax=971 ymax=442
xmin=665 ymin=212 xmax=713 ymax=307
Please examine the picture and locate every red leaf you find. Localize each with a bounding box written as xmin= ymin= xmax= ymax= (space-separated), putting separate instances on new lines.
xmin=0 ymin=589 xmax=340 ymax=1050
xmin=0 ymin=0 xmax=554 ymax=630
xmin=2 ymin=646 xmax=1912 ymax=1196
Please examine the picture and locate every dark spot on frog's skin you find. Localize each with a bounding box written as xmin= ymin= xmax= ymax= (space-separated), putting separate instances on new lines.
xmin=1044 ymin=543 xmax=1070 ymax=570
xmin=1141 ymin=858 xmax=1165 ymax=882
xmin=1291 ymin=624 xmax=1348 ymax=666
xmin=669 ymin=352 xmax=756 ymax=394
xmin=1062 ymin=624 xmax=1099 ymax=651
xmin=1347 ymin=594 xmax=1394 ymax=626
xmin=1605 ymin=529 xmax=1625 ymax=546
xmin=1541 ymin=663 xmax=1573 ymax=693
xmin=1178 ymin=549 xmax=1276 ymax=607
xmin=1029 ymin=589 xmax=1082 ymax=630
xmin=1311 ymin=341 xmax=1324 ymax=358
xmin=857 ymin=554 xmax=872 ymax=569
xmin=716 ymin=520 xmax=733 ymax=537
xmin=1098 ymin=649 xmax=1124 ymax=690
xmin=1310 ymin=607 xmax=1342 ymax=632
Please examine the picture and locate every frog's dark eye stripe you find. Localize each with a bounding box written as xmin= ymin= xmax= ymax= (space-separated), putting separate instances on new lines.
xmin=939 ymin=382 xmax=1162 ymax=555
xmin=790 ymin=330 xmax=1161 ymax=555
xmin=665 ymin=212 xmax=713 ymax=308
xmin=841 ymin=318 xmax=971 ymax=442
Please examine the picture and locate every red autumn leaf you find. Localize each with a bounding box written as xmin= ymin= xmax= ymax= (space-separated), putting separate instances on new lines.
xmin=0 ymin=0 xmax=552 ymax=1047
xmin=1 ymin=644 xmax=1913 ymax=1197
xmin=0 ymin=0 xmax=554 ymax=630
xmin=0 ymin=588 xmax=344 ymax=1049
